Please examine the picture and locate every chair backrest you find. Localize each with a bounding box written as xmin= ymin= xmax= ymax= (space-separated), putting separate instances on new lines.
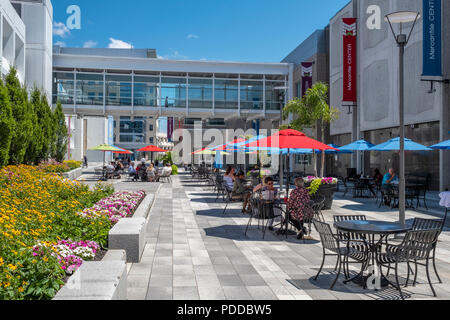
xmin=412 ymin=217 xmax=445 ymax=233
xmin=398 ymin=229 xmax=441 ymax=261
xmin=313 ymin=219 xmax=338 ymax=252
xmin=333 ymin=215 xmax=367 ymax=240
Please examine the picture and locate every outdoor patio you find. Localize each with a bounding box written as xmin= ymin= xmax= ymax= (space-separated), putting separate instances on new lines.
xmin=124 ymin=171 xmax=450 ymax=300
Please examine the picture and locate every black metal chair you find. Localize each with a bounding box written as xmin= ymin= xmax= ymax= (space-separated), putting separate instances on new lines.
xmin=416 ymin=185 xmax=428 ymax=210
xmin=245 ymin=195 xmax=282 ymax=239
xmin=312 ymin=219 xmax=366 ymax=290
xmin=408 ymin=216 xmax=447 ymax=285
xmin=221 ymin=183 xmax=234 ymax=214
xmin=378 ymin=228 xmax=441 ymax=299
xmin=333 ymin=215 xmax=369 ymax=279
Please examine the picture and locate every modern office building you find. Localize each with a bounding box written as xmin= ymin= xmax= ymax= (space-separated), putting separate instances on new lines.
xmin=328 ymin=0 xmax=449 ymax=190
xmin=52 ymin=46 xmax=293 ymax=161
xmin=281 ymin=28 xmax=331 ymax=174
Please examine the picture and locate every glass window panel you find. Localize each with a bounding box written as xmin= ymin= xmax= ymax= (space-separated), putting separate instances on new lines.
xmin=161 ymin=77 xmax=186 ymax=108
xmin=76 ymin=73 xmax=104 ymax=105
xmin=134 ymin=76 xmax=158 ymax=107
xmin=106 ymin=75 xmax=132 ymax=106
xmin=53 ymin=72 xmax=74 ymax=104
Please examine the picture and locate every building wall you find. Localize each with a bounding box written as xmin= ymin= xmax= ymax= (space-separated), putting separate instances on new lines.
xmin=0 ymin=0 xmax=26 ymax=80
xmin=328 ymin=0 xmax=449 ymax=190
xmin=18 ymin=0 xmax=53 ymax=100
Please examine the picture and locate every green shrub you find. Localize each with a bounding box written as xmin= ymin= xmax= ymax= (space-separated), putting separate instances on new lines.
xmin=171 ymin=164 xmax=178 ymax=175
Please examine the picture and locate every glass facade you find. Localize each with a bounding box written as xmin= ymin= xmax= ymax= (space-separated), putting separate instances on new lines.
xmin=189 ymin=78 xmax=213 ymax=108
xmin=76 ymin=73 xmax=103 ymax=105
xmin=134 ymin=76 xmax=158 ymax=106
xmin=161 ymin=77 xmax=186 ymax=108
xmin=53 ymin=72 xmax=75 ymax=104
xmin=215 ymin=79 xmax=238 ymax=109
xmin=53 ymin=72 xmax=285 ymax=111
xmin=364 ymin=122 xmax=440 ymax=191
xmin=119 ymin=116 xmax=146 ymax=143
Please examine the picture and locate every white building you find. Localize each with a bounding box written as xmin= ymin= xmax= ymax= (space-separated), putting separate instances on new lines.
xmin=52 ymin=47 xmax=293 ymax=162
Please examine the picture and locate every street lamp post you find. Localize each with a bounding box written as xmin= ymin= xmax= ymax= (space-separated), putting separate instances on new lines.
xmin=385 ymin=11 xmax=420 ymax=225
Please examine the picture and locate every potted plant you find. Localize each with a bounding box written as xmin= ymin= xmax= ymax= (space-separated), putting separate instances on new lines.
xmin=304 ymin=176 xmax=338 ymax=210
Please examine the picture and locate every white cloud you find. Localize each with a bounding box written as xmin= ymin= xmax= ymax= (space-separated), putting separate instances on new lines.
xmin=186 ymin=34 xmax=200 ymax=40
xmin=54 ymin=41 xmax=66 ymax=47
xmin=108 ymin=38 xmax=134 ymax=49
xmin=53 ymin=22 xmax=70 ymax=38
xmin=83 ymin=40 xmax=98 ymax=48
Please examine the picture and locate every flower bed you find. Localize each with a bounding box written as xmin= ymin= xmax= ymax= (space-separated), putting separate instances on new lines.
xmin=0 ymin=165 xmax=144 ymax=300
xmin=37 ymin=160 xmax=82 ymax=174
xmin=77 ymin=191 xmax=146 ymax=224
xmin=303 ymin=176 xmax=338 ymax=195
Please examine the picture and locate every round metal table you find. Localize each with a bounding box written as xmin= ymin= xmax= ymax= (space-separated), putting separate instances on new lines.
xmin=334 ymin=220 xmax=412 ymax=289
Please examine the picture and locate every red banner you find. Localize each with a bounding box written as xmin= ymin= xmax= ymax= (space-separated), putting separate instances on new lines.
xmin=342 ymin=18 xmax=357 ymax=103
xmin=167 ymin=117 xmax=174 ymax=142
xmin=301 ymin=62 xmax=313 ymax=98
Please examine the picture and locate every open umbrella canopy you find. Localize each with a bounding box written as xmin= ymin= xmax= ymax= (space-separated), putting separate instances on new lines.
xmin=137 ymin=145 xmax=168 ymax=153
xmin=89 ymin=144 xmax=124 ymax=152
xmin=316 ymin=144 xmax=353 ymax=154
xmin=196 ymin=150 xmax=230 ymax=155
xmin=430 ymin=140 xmax=450 ymax=150
xmin=113 ymin=148 xmax=133 ymax=154
xmin=369 ymin=137 xmax=432 ymax=151
xmin=339 ymin=140 xmax=375 ymax=151
xmin=192 ymin=147 xmax=208 ymax=155
xmin=212 ymin=138 xmax=247 ymax=151
xmin=244 ymin=129 xmax=337 ymax=151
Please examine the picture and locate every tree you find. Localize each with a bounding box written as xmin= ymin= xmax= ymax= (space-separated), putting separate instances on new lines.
xmin=37 ymin=94 xmax=54 ymax=162
xmin=25 ymin=89 xmax=41 ymax=164
xmin=0 ymin=80 xmax=14 ymax=167
xmin=6 ymin=68 xmax=33 ymax=165
xmin=52 ymin=102 xmax=68 ymax=162
xmin=282 ymin=82 xmax=339 ymax=177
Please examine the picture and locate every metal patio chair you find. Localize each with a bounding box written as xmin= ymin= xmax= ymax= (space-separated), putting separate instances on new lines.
xmin=312 ymin=219 xmax=367 ymax=290
xmin=378 ymin=228 xmax=441 ymax=299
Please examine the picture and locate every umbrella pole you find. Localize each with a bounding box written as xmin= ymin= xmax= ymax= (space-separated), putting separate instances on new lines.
xmin=286 ymin=149 xmax=290 ymax=196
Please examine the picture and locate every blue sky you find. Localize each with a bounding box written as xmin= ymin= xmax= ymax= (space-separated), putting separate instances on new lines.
xmin=53 ymin=0 xmax=349 ymax=63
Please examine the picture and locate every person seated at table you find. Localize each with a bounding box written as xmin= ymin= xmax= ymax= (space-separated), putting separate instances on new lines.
xmin=224 ymin=166 xmax=235 ymax=190
xmin=382 ymin=168 xmax=398 ymax=205
xmin=373 ymin=168 xmax=383 ymax=184
xmin=260 ymin=177 xmax=280 ymax=231
xmin=232 ymin=171 xmax=252 ymax=214
xmin=288 ymin=178 xmax=314 ymax=240
xmin=253 ymin=175 xmax=268 ymax=193
xmin=147 ymin=163 xmax=156 ymax=182
xmin=128 ymin=162 xmax=137 ymax=181
xmin=135 ymin=162 xmax=147 ymax=181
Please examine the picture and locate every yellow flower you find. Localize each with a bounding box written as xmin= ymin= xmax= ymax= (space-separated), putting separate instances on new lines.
xmin=18 ymin=287 xmax=24 ymax=293
xmin=7 ymin=264 xmax=17 ymax=271
xmin=42 ymin=257 xmax=48 ymax=262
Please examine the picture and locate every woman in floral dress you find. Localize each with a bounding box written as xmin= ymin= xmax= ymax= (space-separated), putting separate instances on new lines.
xmin=288 ymin=178 xmax=314 ymax=239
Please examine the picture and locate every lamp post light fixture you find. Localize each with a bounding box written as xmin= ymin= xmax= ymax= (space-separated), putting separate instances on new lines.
xmin=384 ymin=11 xmax=420 ymax=225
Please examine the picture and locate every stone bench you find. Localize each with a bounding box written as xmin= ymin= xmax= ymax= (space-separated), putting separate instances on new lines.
xmin=108 ymin=194 xmax=155 ymax=263
xmin=62 ymin=168 xmax=83 ymax=180
xmin=54 ymin=250 xmax=127 ymax=300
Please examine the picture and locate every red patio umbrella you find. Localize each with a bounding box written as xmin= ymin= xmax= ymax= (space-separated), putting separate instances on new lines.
xmin=244 ymin=129 xmax=337 ymax=194
xmin=244 ymin=129 xmax=336 ymax=151
xmin=212 ymin=138 xmax=247 ymax=151
xmin=112 ymin=147 xmax=133 ymax=154
xmin=137 ymin=145 xmax=169 ymax=153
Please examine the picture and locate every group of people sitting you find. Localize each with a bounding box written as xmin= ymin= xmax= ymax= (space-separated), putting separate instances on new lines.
xmin=104 ymin=159 xmax=126 ymax=179
xmin=128 ymin=158 xmax=172 ymax=182
xmin=222 ymin=165 xmax=314 ymax=240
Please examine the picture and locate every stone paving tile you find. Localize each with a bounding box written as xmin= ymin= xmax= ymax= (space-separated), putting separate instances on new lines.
xmin=126 ymin=173 xmax=450 ymax=300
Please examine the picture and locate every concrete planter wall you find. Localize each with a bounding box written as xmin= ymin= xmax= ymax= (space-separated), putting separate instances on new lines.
xmin=62 ymin=168 xmax=83 ymax=180
xmin=108 ymin=193 xmax=155 ymax=263
xmin=53 ymin=250 xmax=128 ymax=300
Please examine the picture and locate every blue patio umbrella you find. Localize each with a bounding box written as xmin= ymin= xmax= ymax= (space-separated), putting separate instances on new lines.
xmin=339 ymin=140 xmax=375 ymax=151
xmin=316 ymin=144 xmax=353 ymax=154
xmin=430 ymin=140 xmax=450 ymax=150
xmin=369 ymin=137 xmax=432 ymax=151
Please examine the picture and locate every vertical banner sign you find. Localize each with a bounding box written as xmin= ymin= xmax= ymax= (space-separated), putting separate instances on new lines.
xmin=342 ymin=18 xmax=357 ymax=102
xmin=167 ymin=117 xmax=174 ymax=142
xmin=423 ymin=0 xmax=442 ymax=77
xmin=301 ymin=62 xmax=313 ymax=98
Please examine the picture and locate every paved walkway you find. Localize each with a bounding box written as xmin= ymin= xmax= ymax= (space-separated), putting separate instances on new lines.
xmin=125 ymin=172 xmax=450 ymax=300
